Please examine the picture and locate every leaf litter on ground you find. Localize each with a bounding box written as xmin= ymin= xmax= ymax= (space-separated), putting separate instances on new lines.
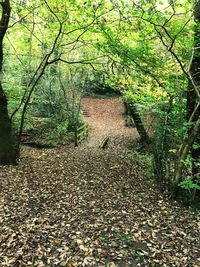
xmin=0 ymin=98 xmax=200 ymax=267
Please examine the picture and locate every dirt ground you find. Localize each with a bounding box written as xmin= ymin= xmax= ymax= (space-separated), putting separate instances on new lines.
xmin=81 ymin=98 xmax=138 ymax=147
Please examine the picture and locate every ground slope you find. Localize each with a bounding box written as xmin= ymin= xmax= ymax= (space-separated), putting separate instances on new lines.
xmin=81 ymin=98 xmax=138 ymax=147
xmin=0 ymin=98 xmax=199 ymax=267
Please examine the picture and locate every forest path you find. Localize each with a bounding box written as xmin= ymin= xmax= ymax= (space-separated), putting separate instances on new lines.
xmin=81 ymin=97 xmax=138 ymax=148
xmin=0 ymin=142 xmax=199 ymax=266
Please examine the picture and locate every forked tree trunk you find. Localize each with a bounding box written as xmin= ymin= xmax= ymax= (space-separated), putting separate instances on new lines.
xmin=0 ymin=0 xmax=17 ymax=164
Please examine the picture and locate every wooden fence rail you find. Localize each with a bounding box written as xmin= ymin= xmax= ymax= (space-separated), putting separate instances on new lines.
xmin=74 ymin=123 xmax=89 ymax=146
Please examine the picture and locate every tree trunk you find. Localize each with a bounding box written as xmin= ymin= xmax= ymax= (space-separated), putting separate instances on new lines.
xmin=175 ymin=119 xmax=200 ymax=183
xmin=187 ymin=0 xmax=200 ymax=180
xmin=124 ymin=101 xmax=150 ymax=144
xmin=0 ymin=82 xmax=16 ymax=164
xmin=0 ymin=0 xmax=17 ymax=164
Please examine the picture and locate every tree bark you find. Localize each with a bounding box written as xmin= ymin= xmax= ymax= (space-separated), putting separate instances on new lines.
xmin=187 ymin=0 xmax=200 ymax=180
xmin=0 ymin=82 xmax=16 ymax=164
xmin=0 ymin=0 xmax=17 ymax=164
xmin=0 ymin=1 xmax=11 ymax=71
xmin=124 ymin=101 xmax=150 ymax=144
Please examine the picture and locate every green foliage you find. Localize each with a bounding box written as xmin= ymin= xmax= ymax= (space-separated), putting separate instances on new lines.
xmin=135 ymin=251 xmax=145 ymax=263
xmin=47 ymin=121 xmax=69 ymax=144
xmin=179 ymin=156 xmax=200 ymax=192
xmin=179 ymin=179 xmax=200 ymax=190
xmin=27 ymin=64 xmax=87 ymax=142
xmin=1 ymin=0 xmax=198 ymax=203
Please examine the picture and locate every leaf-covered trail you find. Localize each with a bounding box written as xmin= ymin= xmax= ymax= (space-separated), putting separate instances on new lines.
xmin=81 ymin=98 xmax=138 ymax=147
xmin=0 ymin=144 xmax=199 ymax=267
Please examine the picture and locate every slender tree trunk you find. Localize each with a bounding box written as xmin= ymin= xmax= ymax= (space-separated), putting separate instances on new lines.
xmin=187 ymin=0 xmax=200 ymax=180
xmin=0 ymin=0 xmax=17 ymax=164
xmin=175 ymin=119 xmax=200 ymax=183
xmin=124 ymin=101 xmax=150 ymax=144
